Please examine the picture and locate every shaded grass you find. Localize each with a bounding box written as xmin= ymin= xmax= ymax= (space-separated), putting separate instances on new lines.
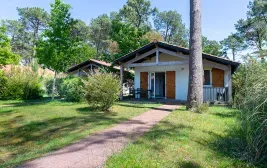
xmin=105 ymin=106 xmax=254 ymax=168
xmin=0 ymin=100 xmax=160 ymax=168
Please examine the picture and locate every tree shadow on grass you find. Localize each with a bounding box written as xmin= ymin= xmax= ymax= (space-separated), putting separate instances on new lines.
xmin=212 ymin=111 xmax=239 ymax=118
xmin=0 ymin=97 xmax=55 ymax=107
xmin=0 ymin=108 xmax=16 ymax=116
xmin=117 ymin=103 xmax=175 ymax=112
xmin=76 ymin=106 xmax=118 ymax=116
xmin=178 ymin=161 xmax=202 ymax=168
xmin=131 ymin=120 xmax=193 ymax=152
xmin=0 ymin=108 xmax=128 ymax=166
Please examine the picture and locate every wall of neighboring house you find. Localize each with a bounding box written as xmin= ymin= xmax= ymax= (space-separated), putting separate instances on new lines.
xmin=69 ymin=65 xmax=99 ymax=77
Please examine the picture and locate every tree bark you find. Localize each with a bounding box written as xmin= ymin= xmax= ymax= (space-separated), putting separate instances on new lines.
xmin=186 ymin=0 xmax=203 ymax=110
xmin=232 ymin=49 xmax=235 ymax=61
xmin=52 ymin=71 xmax=57 ymax=100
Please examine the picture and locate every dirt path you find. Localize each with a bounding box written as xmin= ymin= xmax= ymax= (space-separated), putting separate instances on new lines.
xmin=20 ymin=104 xmax=180 ymax=168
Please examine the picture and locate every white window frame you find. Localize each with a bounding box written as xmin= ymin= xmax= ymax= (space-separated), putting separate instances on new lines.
xmin=203 ymin=69 xmax=212 ymax=87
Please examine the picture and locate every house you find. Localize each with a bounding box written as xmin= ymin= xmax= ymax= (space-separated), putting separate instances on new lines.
xmin=113 ymin=41 xmax=240 ymax=103
xmin=67 ymin=59 xmax=125 ymax=77
xmin=67 ymin=58 xmax=133 ymax=94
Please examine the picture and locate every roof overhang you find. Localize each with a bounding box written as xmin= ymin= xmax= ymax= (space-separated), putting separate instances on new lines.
xmin=113 ymin=41 xmax=241 ymax=72
xmin=68 ymin=59 xmax=120 ymax=73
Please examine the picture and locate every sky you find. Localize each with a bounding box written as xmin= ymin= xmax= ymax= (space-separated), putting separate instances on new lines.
xmin=0 ymin=0 xmax=250 ymax=42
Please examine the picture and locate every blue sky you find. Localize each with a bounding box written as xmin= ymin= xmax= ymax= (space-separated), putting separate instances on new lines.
xmin=1 ymin=0 xmax=250 ymax=42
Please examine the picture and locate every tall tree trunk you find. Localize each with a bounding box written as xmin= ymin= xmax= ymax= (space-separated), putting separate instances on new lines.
xmin=232 ymin=49 xmax=235 ymax=61
xmin=186 ymin=0 xmax=203 ymax=110
xmin=52 ymin=71 xmax=57 ymax=100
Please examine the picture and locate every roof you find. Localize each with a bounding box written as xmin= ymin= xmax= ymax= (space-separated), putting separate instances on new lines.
xmin=113 ymin=41 xmax=241 ymax=72
xmin=67 ymin=59 xmax=121 ymax=73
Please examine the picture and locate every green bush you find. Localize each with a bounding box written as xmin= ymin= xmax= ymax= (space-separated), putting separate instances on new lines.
xmin=233 ymin=61 xmax=267 ymax=164
xmin=0 ymin=67 xmax=43 ymax=100
xmin=63 ymin=77 xmax=85 ymax=102
xmin=45 ymin=77 xmax=65 ymax=97
xmin=44 ymin=76 xmax=85 ymax=102
xmin=84 ymin=73 xmax=120 ymax=111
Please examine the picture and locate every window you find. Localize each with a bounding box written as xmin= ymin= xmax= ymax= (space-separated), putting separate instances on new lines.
xmin=204 ymin=70 xmax=211 ymax=85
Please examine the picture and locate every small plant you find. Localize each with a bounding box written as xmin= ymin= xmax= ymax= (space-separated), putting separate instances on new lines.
xmin=196 ymin=102 xmax=210 ymax=113
xmin=84 ymin=73 xmax=120 ymax=111
xmin=189 ymin=101 xmax=210 ymax=113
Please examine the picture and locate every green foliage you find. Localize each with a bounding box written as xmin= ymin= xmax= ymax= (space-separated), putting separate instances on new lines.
xmin=62 ymin=77 xmax=85 ymax=102
xmin=45 ymin=77 xmax=65 ymax=97
xmin=0 ymin=22 xmax=20 ymax=65
xmin=72 ymin=42 xmax=97 ymax=65
xmin=110 ymin=20 xmax=149 ymax=60
xmin=89 ymin=14 xmax=111 ymax=55
xmin=234 ymin=0 xmax=267 ymax=62
xmin=84 ymin=73 xmax=120 ymax=111
xmin=221 ymin=33 xmax=247 ymax=61
xmin=0 ymin=67 xmax=43 ymax=100
xmin=202 ymin=36 xmax=223 ymax=56
xmin=71 ymin=19 xmax=90 ymax=42
xmin=233 ymin=61 xmax=267 ymax=164
xmin=0 ymin=47 xmax=20 ymax=65
xmin=17 ymin=7 xmax=49 ymax=33
xmin=154 ymin=10 xmax=188 ymax=47
xmin=5 ymin=19 xmax=32 ymax=64
xmin=45 ymin=76 xmax=85 ymax=102
xmin=119 ymin=0 xmax=157 ymax=28
xmin=17 ymin=7 xmax=49 ymax=63
xmin=36 ymin=0 xmax=76 ymax=73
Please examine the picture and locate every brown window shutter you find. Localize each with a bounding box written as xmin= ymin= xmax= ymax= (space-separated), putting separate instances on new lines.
xmin=166 ymin=71 xmax=176 ymax=99
xmin=140 ymin=72 xmax=148 ymax=90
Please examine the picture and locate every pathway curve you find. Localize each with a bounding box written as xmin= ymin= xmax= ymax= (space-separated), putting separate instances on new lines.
xmin=21 ymin=104 xmax=180 ymax=168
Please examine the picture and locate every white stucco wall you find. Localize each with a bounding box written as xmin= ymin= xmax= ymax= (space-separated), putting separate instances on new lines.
xmin=134 ymin=64 xmax=189 ymax=101
xmin=132 ymin=50 xmax=231 ymax=101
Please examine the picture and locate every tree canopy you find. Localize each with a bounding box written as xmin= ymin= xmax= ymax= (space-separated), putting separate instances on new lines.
xmin=154 ymin=10 xmax=188 ymax=47
xmin=2 ymin=0 xmax=254 ymax=66
xmin=202 ymin=36 xmax=222 ymax=56
xmin=119 ymin=0 xmax=157 ymax=28
xmin=36 ymin=0 xmax=76 ymax=72
xmin=0 ymin=22 xmax=20 ymax=65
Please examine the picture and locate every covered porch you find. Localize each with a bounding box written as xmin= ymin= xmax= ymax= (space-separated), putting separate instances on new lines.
xmin=115 ymin=41 xmax=240 ymax=104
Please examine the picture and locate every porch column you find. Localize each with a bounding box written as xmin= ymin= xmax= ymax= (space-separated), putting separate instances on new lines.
xmin=120 ymin=65 xmax=124 ymax=100
xmin=156 ymin=47 xmax=159 ymax=64
xmin=228 ymin=65 xmax=232 ymax=103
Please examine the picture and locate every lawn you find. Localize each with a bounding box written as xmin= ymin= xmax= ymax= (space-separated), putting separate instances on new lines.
xmin=0 ymin=100 xmax=160 ymax=168
xmin=105 ymin=106 xmax=251 ymax=168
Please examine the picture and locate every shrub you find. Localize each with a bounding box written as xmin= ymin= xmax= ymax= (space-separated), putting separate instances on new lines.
xmin=0 ymin=67 xmax=43 ymax=100
xmin=45 ymin=77 xmax=65 ymax=97
xmin=195 ymin=102 xmax=210 ymax=113
xmin=63 ymin=77 xmax=85 ymax=102
xmin=84 ymin=73 xmax=120 ymax=111
xmin=233 ymin=61 xmax=267 ymax=164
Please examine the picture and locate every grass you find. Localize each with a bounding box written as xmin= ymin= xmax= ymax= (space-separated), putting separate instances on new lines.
xmin=0 ymin=99 xmax=160 ymax=168
xmin=105 ymin=106 xmax=253 ymax=168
